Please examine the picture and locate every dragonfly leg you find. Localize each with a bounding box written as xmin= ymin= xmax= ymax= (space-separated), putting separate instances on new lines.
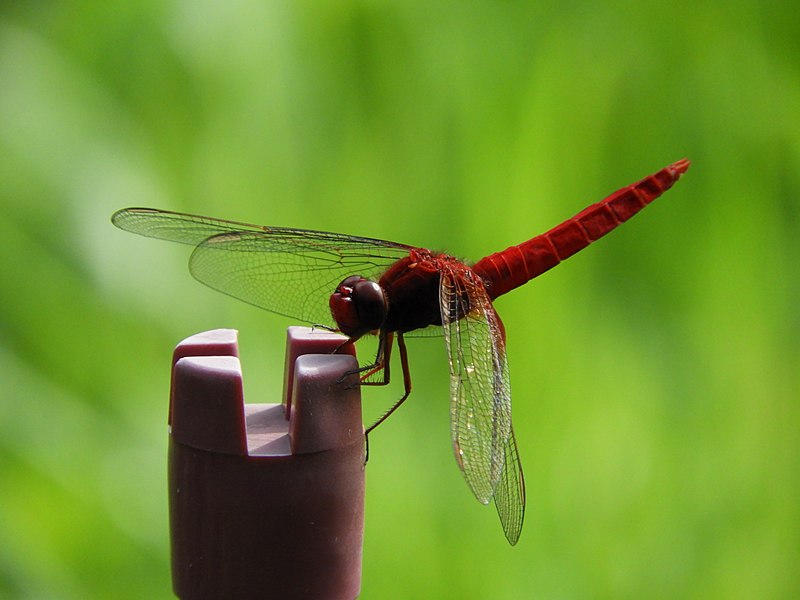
xmin=338 ymin=330 xmax=393 ymax=387
xmin=365 ymin=333 xmax=412 ymax=435
xmin=359 ymin=332 xmax=392 ymax=385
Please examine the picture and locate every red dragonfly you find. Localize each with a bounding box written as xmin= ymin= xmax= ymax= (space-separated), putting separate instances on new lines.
xmin=112 ymin=158 xmax=689 ymax=544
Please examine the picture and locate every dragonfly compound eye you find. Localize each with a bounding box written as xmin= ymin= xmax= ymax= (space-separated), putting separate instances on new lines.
xmin=330 ymin=276 xmax=388 ymax=338
xmin=352 ymin=279 xmax=388 ymax=330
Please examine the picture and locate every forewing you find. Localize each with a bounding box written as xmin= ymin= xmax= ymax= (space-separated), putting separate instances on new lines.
xmin=493 ymin=426 xmax=526 ymax=545
xmin=111 ymin=207 xmax=272 ymax=245
xmin=112 ymin=207 xmax=412 ymax=325
xmin=440 ymin=265 xmax=512 ymax=505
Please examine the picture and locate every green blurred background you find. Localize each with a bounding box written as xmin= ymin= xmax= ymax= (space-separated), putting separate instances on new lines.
xmin=1 ymin=1 xmax=798 ymax=598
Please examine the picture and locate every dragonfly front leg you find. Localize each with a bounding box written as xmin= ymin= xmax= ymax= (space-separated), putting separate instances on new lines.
xmin=359 ymin=331 xmax=393 ymax=386
xmin=337 ymin=329 xmax=393 ymax=384
xmin=336 ymin=329 xmax=393 ymax=387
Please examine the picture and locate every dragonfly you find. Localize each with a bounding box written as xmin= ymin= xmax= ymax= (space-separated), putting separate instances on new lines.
xmin=112 ymin=158 xmax=690 ymax=545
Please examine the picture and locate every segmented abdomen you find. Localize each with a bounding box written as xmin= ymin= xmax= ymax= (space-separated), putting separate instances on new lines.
xmin=472 ymin=159 xmax=690 ymax=300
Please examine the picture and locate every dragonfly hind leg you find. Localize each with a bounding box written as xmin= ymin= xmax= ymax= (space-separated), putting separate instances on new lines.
xmin=365 ymin=333 xmax=412 ymax=435
xmin=362 ymin=333 xmax=412 ymax=464
xmin=334 ymin=331 xmax=411 ymax=463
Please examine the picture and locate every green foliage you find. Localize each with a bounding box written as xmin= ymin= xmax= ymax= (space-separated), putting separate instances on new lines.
xmin=1 ymin=1 xmax=798 ymax=598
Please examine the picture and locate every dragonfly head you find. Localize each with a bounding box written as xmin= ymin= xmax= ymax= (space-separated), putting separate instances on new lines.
xmin=330 ymin=275 xmax=388 ymax=338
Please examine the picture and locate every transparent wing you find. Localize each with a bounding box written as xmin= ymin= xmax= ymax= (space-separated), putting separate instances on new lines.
xmin=493 ymin=426 xmax=526 ymax=545
xmin=112 ymin=207 xmax=413 ymax=326
xmin=112 ymin=207 xmax=274 ymax=245
xmin=440 ymin=264 xmax=513 ymax=504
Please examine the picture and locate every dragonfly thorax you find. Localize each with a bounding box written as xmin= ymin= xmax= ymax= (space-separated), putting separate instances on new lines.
xmin=330 ymin=275 xmax=389 ymax=338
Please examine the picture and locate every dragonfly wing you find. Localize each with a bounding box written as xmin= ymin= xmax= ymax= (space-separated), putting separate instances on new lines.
xmin=440 ymin=265 xmax=512 ymax=505
xmin=493 ymin=425 xmax=526 ymax=545
xmin=111 ymin=207 xmax=273 ymax=246
xmin=112 ymin=207 xmax=412 ymax=325
xmin=188 ymin=230 xmax=407 ymax=325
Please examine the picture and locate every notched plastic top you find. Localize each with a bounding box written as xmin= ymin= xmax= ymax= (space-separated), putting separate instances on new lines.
xmin=170 ymin=327 xmax=362 ymax=457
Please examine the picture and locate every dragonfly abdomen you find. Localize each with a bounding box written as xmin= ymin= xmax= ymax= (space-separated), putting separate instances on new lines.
xmin=474 ymin=159 xmax=690 ymax=299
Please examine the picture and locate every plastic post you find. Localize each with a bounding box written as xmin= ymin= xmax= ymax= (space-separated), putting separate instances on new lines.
xmin=168 ymin=327 xmax=365 ymax=600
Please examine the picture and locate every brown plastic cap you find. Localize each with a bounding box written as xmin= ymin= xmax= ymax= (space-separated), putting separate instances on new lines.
xmin=283 ymin=325 xmax=356 ymax=419
xmin=169 ymin=328 xmax=239 ymax=427
xmin=169 ymin=327 xmax=365 ymax=600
